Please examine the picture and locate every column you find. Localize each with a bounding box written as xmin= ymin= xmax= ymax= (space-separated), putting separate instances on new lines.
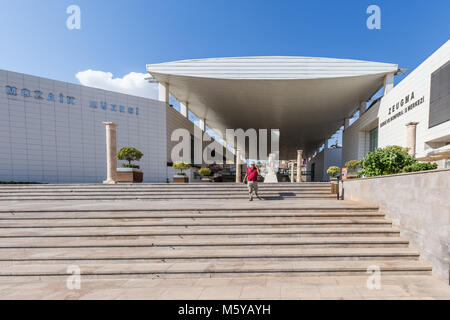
xmin=103 ymin=122 xmax=118 ymax=184
xmin=198 ymin=118 xmax=206 ymax=131
xmin=158 ymin=82 xmax=169 ymax=104
xmin=359 ymin=101 xmax=366 ymax=116
xmin=290 ymin=161 xmax=295 ymax=183
xmin=343 ymin=118 xmax=350 ymax=130
xmin=383 ymin=73 xmax=394 ymax=95
xmin=297 ymin=150 xmax=303 ymax=183
xmin=235 ymin=148 xmax=242 ymax=183
xmin=405 ymin=122 xmax=419 ymax=156
xmin=180 ymin=101 xmax=189 ymax=118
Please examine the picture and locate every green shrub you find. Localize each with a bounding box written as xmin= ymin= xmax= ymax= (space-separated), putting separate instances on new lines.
xmin=118 ymin=147 xmax=143 ymax=169
xmin=327 ymin=166 xmax=340 ymax=177
xmin=121 ymin=164 xmax=140 ymax=169
xmin=198 ymin=168 xmax=212 ymax=177
xmin=173 ymin=161 xmax=191 ymax=175
xmin=345 ymin=160 xmax=360 ymax=170
xmin=359 ymin=146 xmax=416 ymax=177
xmin=402 ymin=162 xmax=438 ymax=173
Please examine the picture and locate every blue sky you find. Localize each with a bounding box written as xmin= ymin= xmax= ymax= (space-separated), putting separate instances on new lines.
xmin=1 ymin=0 xmax=449 ymax=84
xmin=0 ymin=0 xmax=449 ymax=150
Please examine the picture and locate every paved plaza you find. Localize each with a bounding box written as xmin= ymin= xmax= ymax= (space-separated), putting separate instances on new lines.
xmin=0 ymin=275 xmax=449 ymax=300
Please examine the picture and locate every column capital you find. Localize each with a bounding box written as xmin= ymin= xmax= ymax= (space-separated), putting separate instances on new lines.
xmin=405 ymin=121 xmax=419 ymax=127
xmin=103 ymin=122 xmax=118 ymax=127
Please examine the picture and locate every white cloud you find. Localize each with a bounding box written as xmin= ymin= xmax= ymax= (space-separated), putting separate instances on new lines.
xmin=75 ymin=70 xmax=158 ymax=100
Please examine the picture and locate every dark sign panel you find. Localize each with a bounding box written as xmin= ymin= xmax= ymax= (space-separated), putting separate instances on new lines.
xmin=429 ymin=61 xmax=450 ymax=128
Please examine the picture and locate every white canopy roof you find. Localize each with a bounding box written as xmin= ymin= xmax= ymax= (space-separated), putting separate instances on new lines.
xmin=147 ymin=56 xmax=398 ymax=159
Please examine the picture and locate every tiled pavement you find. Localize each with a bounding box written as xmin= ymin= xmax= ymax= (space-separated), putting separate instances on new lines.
xmin=0 ymin=275 xmax=449 ymax=300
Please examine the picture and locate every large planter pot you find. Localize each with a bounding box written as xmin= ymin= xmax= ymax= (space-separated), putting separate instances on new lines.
xmin=116 ymin=168 xmax=143 ymax=183
xmin=173 ymin=175 xmax=189 ymax=183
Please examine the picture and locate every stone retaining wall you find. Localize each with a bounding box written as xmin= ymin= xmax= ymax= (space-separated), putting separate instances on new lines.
xmin=343 ymin=169 xmax=450 ymax=283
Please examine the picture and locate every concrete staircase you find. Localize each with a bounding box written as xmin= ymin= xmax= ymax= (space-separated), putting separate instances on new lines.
xmin=0 ymin=183 xmax=334 ymax=201
xmin=0 ymin=183 xmax=432 ymax=279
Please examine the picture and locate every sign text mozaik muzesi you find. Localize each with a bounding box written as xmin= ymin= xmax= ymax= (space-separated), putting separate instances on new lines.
xmin=4 ymin=85 xmax=139 ymax=115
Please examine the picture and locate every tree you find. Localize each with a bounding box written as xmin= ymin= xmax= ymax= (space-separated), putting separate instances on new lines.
xmin=327 ymin=166 xmax=340 ymax=177
xmin=173 ymin=161 xmax=191 ymax=175
xmin=118 ymin=147 xmax=143 ymax=169
xmin=198 ymin=168 xmax=212 ymax=177
xmin=345 ymin=160 xmax=360 ymax=170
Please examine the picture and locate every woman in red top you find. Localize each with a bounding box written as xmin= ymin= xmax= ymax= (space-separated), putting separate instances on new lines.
xmin=243 ymin=162 xmax=263 ymax=201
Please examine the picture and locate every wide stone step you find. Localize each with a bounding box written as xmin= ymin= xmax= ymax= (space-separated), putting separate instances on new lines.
xmin=0 ymin=226 xmax=401 ymax=238
xmin=0 ymin=236 xmax=410 ymax=249
xmin=0 ymin=211 xmax=384 ymax=221
xmin=0 ymin=247 xmax=421 ymax=264
xmin=0 ymin=260 xmax=432 ymax=279
xmin=0 ymin=187 xmax=331 ymax=194
xmin=0 ymin=217 xmax=392 ymax=228
xmin=0 ymin=192 xmax=332 ymax=198
xmin=0 ymin=183 xmax=329 ymax=189
xmin=0 ymin=194 xmax=337 ymax=201
xmin=0 ymin=193 xmax=333 ymax=199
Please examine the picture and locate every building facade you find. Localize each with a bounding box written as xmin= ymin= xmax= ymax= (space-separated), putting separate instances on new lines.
xmin=1 ymin=41 xmax=448 ymax=184
xmin=306 ymin=147 xmax=342 ymax=182
xmin=0 ymin=70 xmax=168 ymax=183
xmin=343 ymin=40 xmax=450 ymax=168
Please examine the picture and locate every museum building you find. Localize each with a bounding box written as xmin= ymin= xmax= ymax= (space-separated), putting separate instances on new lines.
xmin=0 ymin=40 xmax=448 ymax=183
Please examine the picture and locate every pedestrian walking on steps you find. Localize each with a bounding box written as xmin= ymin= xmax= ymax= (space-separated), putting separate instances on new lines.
xmin=243 ymin=161 xmax=263 ymax=201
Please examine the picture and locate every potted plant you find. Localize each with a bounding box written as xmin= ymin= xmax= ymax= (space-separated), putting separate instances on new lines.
xmin=344 ymin=160 xmax=360 ymax=179
xmin=172 ymin=161 xmax=191 ymax=183
xmin=327 ymin=166 xmax=340 ymax=194
xmin=198 ymin=167 xmax=212 ymax=182
xmin=116 ymin=147 xmax=144 ymax=183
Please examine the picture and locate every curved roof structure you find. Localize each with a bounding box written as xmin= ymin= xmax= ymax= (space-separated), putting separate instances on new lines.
xmin=147 ymin=56 xmax=398 ymax=159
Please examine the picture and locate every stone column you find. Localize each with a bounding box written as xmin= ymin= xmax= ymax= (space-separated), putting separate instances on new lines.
xmin=180 ymin=101 xmax=189 ymax=118
xmin=199 ymin=118 xmax=206 ymax=131
xmin=290 ymin=161 xmax=295 ymax=183
xmin=383 ymin=73 xmax=394 ymax=95
xmin=359 ymin=101 xmax=366 ymax=116
xmin=158 ymin=82 xmax=169 ymax=104
xmin=405 ymin=122 xmax=419 ymax=156
xmin=343 ymin=118 xmax=350 ymax=131
xmin=297 ymin=150 xmax=303 ymax=183
xmin=103 ymin=122 xmax=118 ymax=184
xmin=235 ymin=148 xmax=242 ymax=183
